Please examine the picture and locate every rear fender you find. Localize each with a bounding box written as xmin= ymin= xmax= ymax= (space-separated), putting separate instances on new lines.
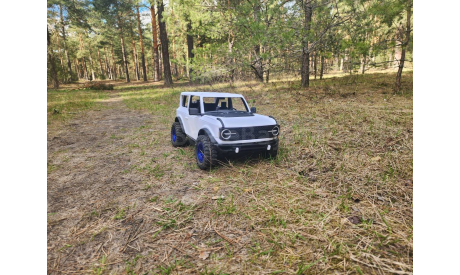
xmin=175 ymin=117 xmax=185 ymax=131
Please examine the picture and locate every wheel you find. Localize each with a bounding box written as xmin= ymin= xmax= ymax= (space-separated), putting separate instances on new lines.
xmin=195 ymin=135 xmax=218 ymax=170
xmin=171 ymin=122 xmax=188 ymax=147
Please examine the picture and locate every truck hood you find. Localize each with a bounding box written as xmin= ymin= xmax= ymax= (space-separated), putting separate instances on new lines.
xmin=216 ymin=114 xmax=277 ymax=128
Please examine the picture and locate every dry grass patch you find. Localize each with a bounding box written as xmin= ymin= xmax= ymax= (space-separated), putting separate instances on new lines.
xmin=47 ymin=72 xmax=412 ymax=274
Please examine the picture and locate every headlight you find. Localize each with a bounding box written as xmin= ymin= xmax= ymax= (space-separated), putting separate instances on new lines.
xmin=221 ymin=129 xmax=235 ymax=140
xmin=269 ymin=126 xmax=279 ymax=136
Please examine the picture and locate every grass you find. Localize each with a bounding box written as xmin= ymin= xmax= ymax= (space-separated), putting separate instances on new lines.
xmin=113 ymin=208 xmax=126 ymax=220
xmin=47 ymin=89 xmax=109 ymax=126
xmin=47 ymin=71 xmax=413 ymax=274
xmin=214 ymin=195 xmax=237 ymax=215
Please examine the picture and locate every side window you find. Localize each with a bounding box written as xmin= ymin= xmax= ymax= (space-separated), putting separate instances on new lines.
xmin=190 ymin=96 xmax=200 ymax=105
xmin=182 ymin=95 xmax=189 ymax=107
xmin=203 ymin=97 xmax=215 ymax=104
xmin=189 ymin=95 xmax=201 ymax=112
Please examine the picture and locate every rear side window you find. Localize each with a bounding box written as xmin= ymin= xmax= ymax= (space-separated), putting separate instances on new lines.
xmin=182 ymin=95 xmax=189 ymax=107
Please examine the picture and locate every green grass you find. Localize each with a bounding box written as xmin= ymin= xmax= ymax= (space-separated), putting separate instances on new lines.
xmin=113 ymin=208 xmax=126 ymax=220
xmin=213 ymin=195 xmax=237 ymax=215
xmin=47 ymin=89 xmax=108 ymax=125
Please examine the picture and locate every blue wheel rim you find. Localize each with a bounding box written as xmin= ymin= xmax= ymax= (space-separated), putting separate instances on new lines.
xmin=197 ymin=142 xmax=204 ymax=163
xmin=172 ymin=127 xmax=177 ymax=142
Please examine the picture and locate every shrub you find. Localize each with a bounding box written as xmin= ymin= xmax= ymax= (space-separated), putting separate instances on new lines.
xmin=83 ymin=82 xmax=114 ymax=90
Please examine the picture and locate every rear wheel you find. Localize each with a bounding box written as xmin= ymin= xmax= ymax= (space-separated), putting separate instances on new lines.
xmin=171 ymin=122 xmax=187 ymax=147
xmin=196 ymin=135 xmax=218 ymax=170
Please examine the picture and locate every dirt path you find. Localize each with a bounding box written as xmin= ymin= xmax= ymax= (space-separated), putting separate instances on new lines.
xmin=47 ymin=92 xmax=211 ymax=273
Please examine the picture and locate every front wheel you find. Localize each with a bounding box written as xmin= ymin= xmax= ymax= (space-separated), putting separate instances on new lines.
xmin=196 ymin=135 xmax=218 ymax=170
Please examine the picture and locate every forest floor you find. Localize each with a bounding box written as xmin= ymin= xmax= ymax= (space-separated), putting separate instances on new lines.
xmin=47 ymin=71 xmax=413 ymax=274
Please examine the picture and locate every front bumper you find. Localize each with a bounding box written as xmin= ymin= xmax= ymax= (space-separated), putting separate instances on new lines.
xmin=215 ymin=139 xmax=278 ymax=154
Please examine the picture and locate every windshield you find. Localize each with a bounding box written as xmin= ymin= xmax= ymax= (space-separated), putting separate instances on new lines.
xmin=201 ymin=97 xmax=253 ymax=117
xmin=202 ymin=97 xmax=250 ymax=115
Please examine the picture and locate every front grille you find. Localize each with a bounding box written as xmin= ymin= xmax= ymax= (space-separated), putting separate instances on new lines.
xmin=220 ymin=125 xmax=279 ymax=141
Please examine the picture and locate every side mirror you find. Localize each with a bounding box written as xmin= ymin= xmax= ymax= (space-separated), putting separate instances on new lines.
xmin=250 ymin=107 xmax=257 ymax=113
xmin=189 ymin=108 xmax=200 ymax=115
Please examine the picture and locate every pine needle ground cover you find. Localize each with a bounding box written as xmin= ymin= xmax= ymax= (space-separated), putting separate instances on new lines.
xmin=47 ymin=72 xmax=413 ymax=274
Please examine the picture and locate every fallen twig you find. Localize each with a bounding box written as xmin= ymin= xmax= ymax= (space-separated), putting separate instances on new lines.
xmin=214 ymin=228 xmax=238 ymax=245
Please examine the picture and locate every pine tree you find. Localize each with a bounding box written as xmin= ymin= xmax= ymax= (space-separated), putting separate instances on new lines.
xmin=157 ymin=0 xmax=173 ymax=85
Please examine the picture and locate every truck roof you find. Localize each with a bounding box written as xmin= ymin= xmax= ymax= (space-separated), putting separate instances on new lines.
xmin=180 ymin=91 xmax=244 ymax=98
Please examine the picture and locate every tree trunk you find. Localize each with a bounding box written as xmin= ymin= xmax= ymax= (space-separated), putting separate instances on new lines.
xmin=157 ymin=0 xmax=173 ymax=85
xmin=252 ymin=44 xmax=264 ymax=82
xmin=301 ymin=0 xmax=312 ymax=87
xmin=131 ymin=32 xmax=140 ymax=81
xmin=82 ymin=58 xmax=88 ymax=80
xmin=186 ymin=19 xmax=195 ymax=79
xmin=151 ymin=45 xmax=155 ymax=79
xmin=251 ymin=4 xmax=263 ymax=82
xmin=182 ymin=52 xmax=188 ymax=79
xmin=395 ymin=2 xmax=412 ymax=92
xmin=170 ymin=7 xmax=178 ymax=78
xmin=136 ymin=5 xmax=148 ymax=81
xmin=172 ymin=28 xmax=178 ymax=77
xmin=60 ymin=5 xmax=73 ymax=82
xmin=55 ymin=30 xmax=64 ymax=66
xmin=78 ymin=33 xmax=88 ymax=80
xmin=47 ymin=26 xmax=59 ymax=88
xmin=266 ymin=56 xmax=271 ymax=83
xmin=227 ymin=0 xmax=234 ymax=82
xmin=104 ymin=47 xmax=112 ymax=79
xmin=74 ymin=59 xmax=80 ymax=79
xmin=314 ymin=52 xmax=317 ymax=79
xmin=150 ymin=5 xmax=160 ymax=82
xmin=362 ymin=55 xmax=366 ymax=74
xmin=159 ymin=45 xmax=163 ymax=79
xmin=320 ymin=55 xmax=325 ymax=80
xmin=97 ymin=48 xmax=104 ymax=77
xmin=87 ymin=41 xmax=96 ymax=80
xmin=117 ymin=15 xmax=130 ymax=83
xmin=111 ymin=44 xmax=117 ymax=80
xmin=228 ymin=38 xmax=234 ymax=82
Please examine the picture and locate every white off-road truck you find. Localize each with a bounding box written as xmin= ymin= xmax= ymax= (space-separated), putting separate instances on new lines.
xmin=171 ymin=92 xmax=280 ymax=169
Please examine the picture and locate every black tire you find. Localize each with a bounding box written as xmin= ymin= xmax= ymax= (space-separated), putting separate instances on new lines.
xmin=171 ymin=122 xmax=188 ymax=147
xmin=195 ymin=135 xmax=218 ymax=170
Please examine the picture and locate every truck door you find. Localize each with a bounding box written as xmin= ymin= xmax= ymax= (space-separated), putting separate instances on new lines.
xmin=186 ymin=95 xmax=201 ymax=139
xmin=178 ymin=95 xmax=190 ymax=133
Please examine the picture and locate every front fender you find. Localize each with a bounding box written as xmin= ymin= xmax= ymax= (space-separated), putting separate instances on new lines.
xmin=199 ymin=127 xmax=218 ymax=144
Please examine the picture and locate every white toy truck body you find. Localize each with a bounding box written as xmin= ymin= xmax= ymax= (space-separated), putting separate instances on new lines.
xmin=171 ymin=92 xmax=280 ymax=169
